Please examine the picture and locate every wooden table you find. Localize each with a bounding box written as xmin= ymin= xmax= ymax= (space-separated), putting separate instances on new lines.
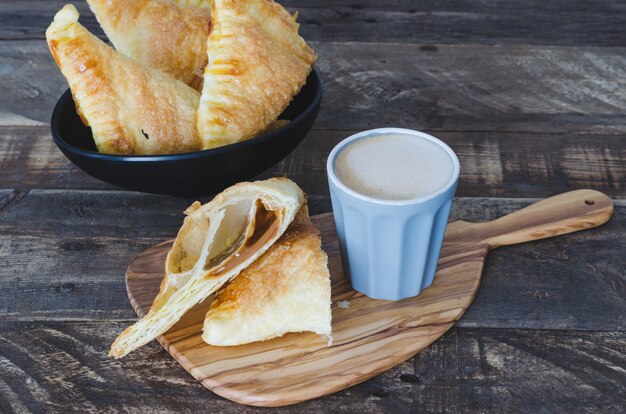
xmin=1 ymin=1 xmax=625 ymax=412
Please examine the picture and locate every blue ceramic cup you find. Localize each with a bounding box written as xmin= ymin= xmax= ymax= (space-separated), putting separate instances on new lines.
xmin=327 ymin=128 xmax=460 ymax=300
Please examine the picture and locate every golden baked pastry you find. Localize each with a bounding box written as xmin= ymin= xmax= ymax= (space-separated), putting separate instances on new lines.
xmin=86 ymin=0 xmax=211 ymax=89
xmin=109 ymin=178 xmax=305 ymax=358
xmin=203 ymin=206 xmax=332 ymax=346
xmin=196 ymin=0 xmax=317 ymax=149
xmin=46 ymin=5 xmax=201 ymax=155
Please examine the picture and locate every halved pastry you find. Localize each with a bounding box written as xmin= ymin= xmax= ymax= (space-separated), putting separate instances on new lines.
xmin=109 ymin=178 xmax=305 ymax=358
xmin=196 ymin=0 xmax=317 ymax=149
xmin=46 ymin=5 xmax=201 ymax=155
xmin=86 ymin=0 xmax=211 ymax=89
xmin=203 ymin=206 xmax=332 ymax=346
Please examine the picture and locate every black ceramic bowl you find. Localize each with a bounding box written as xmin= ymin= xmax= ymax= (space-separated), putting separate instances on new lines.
xmin=51 ymin=69 xmax=322 ymax=196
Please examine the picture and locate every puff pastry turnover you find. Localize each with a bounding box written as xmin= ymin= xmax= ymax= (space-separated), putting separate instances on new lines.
xmin=196 ymin=0 xmax=317 ymax=149
xmin=46 ymin=5 xmax=201 ymax=155
xmin=86 ymin=0 xmax=211 ymax=89
xmin=203 ymin=206 xmax=332 ymax=346
xmin=109 ymin=178 xmax=305 ymax=358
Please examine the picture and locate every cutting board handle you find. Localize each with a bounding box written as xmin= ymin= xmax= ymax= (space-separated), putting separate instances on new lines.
xmin=477 ymin=189 xmax=613 ymax=249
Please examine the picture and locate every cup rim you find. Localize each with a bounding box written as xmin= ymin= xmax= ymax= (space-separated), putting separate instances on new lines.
xmin=326 ymin=127 xmax=461 ymax=205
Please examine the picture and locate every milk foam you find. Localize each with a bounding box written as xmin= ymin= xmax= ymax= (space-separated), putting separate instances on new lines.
xmin=334 ymin=133 xmax=455 ymax=200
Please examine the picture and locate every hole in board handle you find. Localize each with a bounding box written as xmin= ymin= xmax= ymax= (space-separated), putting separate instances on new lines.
xmin=584 ymin=199 xmax=595 ymax=206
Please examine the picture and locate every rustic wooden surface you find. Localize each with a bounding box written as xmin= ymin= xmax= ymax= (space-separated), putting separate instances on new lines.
xmin=0 ymin=0 xmax=624 ymax=413
xmin=124 ymin=191 xmax=613 ymax=407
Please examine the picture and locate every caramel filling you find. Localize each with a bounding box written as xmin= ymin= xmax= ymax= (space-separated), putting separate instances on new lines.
xmin=204 ymin=200 xmax=281 ymax=278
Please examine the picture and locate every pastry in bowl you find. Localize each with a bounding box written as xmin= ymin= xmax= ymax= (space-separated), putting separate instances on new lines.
xmin=109 ymin=178 xmax=307 ymax=358
xmin=47 ymin=0 xmax=317 ymax=155
xmin=86 ymin=0 xmax=210 ymax=89
xmin=197 ymin=0 xmax=317 ymax=149
xmin=46 ymin=5 xmax=201 ymax=155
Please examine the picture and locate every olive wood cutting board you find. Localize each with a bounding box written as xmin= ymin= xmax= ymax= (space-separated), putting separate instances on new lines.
xmin=125 ymin=189 xmax=613 ymax=407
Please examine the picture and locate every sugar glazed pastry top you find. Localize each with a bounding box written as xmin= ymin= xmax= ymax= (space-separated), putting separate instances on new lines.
xmin=86 ymin=0 xmax=211 ymax=89
xmin=196 ymin=0 xmax=317 ymax=149
xmin=46 ymin=5 xmax=201 ymax=155
xmin=203 ymin=207 xmax=332 ymax=346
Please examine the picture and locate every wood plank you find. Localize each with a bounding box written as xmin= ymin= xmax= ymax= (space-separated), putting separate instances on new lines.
xmin=412 ymin=328 xmax=626 ymax=413
xmin=0 ymin=1 xmax=104 ymax=41
xmin=0 ymin=321 xmax=623 ymax=413
xmin=2 ymin=0 xmax=626 ymax=47
xmin=0 ymin=191 xmax=623 ymax=331
xmin=2 ymin=41 xmax=626 ymax=133
xmin=0 ymin=127 xmax=115 ymax=191
xmin=2 ymin=126 xmax=626 ymax=199
xmin=315 ymin=42 xmax=626 ymax=134
xmin=0 ymin=190 xmax=18 ymax=211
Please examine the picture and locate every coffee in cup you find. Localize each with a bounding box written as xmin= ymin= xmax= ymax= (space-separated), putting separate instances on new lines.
xmin=327 ymin=128 xmax=460 ymax=300
xmin=333 ymin=132 xmax=455 ymax=201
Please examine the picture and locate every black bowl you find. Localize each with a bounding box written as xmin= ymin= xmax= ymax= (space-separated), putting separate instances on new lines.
xmin=51 ymin=69 xmax=322 ymax=196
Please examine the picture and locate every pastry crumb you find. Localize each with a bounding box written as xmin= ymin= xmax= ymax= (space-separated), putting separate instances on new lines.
xmin=337 ymin=300 xmax=350 ymax=309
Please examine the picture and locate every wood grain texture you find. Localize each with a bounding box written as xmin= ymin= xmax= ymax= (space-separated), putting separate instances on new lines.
xmin=451 ymin=190 xmax=614 ymax=247
xmin=1 ymin=0 xmax=625 ymax=412
xmin=124 ymin=191 xmax=612 ymax=406
xmin=0 ymin=190 xmax=623 ymax=331
xmin=3 ymin=0 xmax=626 ymax=47
xmin=2 ymin=126 xmax=626 ymax=199
xmin=3 ymin=41 xmax=626 ymax=133
xmin=0 ymin=320 xmax=623 ymax=414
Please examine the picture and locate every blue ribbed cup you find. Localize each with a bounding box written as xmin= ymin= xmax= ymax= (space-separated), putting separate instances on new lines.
xmin=327 ymin=128 xmax=460 ymax=300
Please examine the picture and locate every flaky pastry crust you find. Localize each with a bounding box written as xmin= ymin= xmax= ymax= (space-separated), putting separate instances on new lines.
xmin=86 ymin=0 xmax=211 ymax=89
xmin=109 ymin=178 xmax=305 ymax=358
xmin=46 ymin=5 xmax=201 ymax=155
xmin=196 ymin=0 xmax=317 ymax=149
xmin=203 ymin=206 xmax=332 ymax=346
